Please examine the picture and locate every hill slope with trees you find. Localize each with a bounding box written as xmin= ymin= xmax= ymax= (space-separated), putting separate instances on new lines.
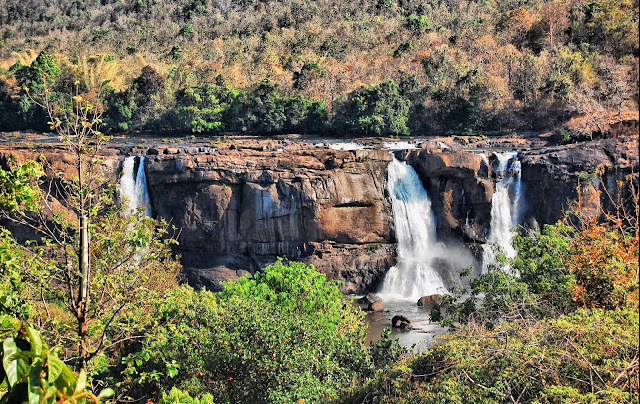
xmin=0 ymin=0 xmax=637 ymax=136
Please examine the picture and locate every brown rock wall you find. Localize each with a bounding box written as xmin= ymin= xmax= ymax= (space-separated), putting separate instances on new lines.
xmin=400 ymin=148 xmax=493 ymax=242
xmin=520 ymin=136 xmax=639 ymax=224
xmin=144 ymin=148 xmax=395 ymax=292
xmin=2 ymin=134 xmax=636 ymax=294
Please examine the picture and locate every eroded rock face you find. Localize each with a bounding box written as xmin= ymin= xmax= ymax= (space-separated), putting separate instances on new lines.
xmin=1 ymin=133 xmax=636 ymax=295
xmin=520 ymin=136 xmax=639 ymax=224
xmin=144 ymin=147 xmax=395 ymax=292
xmin=398 ymin=148 xmax=493 ymax=243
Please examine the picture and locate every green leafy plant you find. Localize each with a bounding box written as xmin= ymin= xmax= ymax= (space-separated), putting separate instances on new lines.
xmin=0 ymin=315 xmax=113 ymax=403
xmin=0 ymin=80 xmax=181 ymax=379
xmin=0 ymin=160 xmax=44 ymax=213
xmin=337 ymin=79 xmax=410 ymax=136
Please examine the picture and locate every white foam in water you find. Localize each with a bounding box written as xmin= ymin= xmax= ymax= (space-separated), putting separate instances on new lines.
xmin=378 ymin=158 xmax=448 ymax=301
xmin=382 ymin=141 xmax=416 ymax=150
xmin=482 ymin=152 xmax=522 ymax=273
xmin=119 ymin=156 xmax=152 ymax=217
xmin=328 ymin=142 xmax=368 ymax=151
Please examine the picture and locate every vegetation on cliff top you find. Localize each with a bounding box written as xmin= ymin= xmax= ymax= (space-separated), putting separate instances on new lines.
xmin=0 ymin=0 xmax=638 ymax=136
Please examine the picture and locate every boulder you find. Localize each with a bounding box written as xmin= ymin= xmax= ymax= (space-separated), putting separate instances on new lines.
xmin=391 ymin=315 xmax=412 ymax=330
xmin=417 ymin=294 xmax=444 ymax=306
xmin=406 ymin=149 xmax=486 ymax=179
xmin=367 ymin=300 xmax=384 ymax=312
xmin=359 ymin=293 xmax=384 ymax=312
xmin=358 ymin=293 xmax=382 ymax=305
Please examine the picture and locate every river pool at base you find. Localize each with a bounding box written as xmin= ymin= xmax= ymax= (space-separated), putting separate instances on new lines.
xmin=356 ymin=298 xmax=449 ymax=350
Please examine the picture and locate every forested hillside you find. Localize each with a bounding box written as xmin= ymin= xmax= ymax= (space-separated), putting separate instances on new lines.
xmin=0 ymin=0 xmax=638 ymax=135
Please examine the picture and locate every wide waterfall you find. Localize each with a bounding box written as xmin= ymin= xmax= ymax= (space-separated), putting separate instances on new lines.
xmin=482 ymin=152 xmax=522 ymax=272
xmin=119 ymin=156 xmax=152 ymax=217
xmin=378 ymin=158 xmax=449 ymax=301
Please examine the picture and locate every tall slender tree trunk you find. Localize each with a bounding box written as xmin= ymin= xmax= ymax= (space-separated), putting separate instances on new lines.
xmin=77 ymin=215 xmax=89 ymax=371
xmin=76 ymin=155 xmax=90 ymax=372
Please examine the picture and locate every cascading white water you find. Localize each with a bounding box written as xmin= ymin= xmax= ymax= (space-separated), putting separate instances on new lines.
xmin=508 ymin=159 xmax=522 ymax=226
xmin=378 ymin=158 xmax=448 ymax=301
xmin=134 ymin=157 xmax=152 ymax=217
xmin=482 ymin=152 xmax=522 ymax=272
xmin=119 ymin=156 xmax=152 ymax=217
xmin=494 ymin=151 xmax=515 ymax=172
xmin=120 ymin=157 xmax=137 ymax=212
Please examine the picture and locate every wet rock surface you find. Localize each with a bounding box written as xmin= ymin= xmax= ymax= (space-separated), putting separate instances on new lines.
xmin=417 ymin=294 xmax=444 ymax=306
xmin=391 ymin=315 xmax=413 ymax=329
xmin=359 ymin=293 xmax=384 ymax=312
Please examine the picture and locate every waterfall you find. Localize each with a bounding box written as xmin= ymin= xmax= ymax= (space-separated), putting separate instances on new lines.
xmin=476 ymin=152 xmax=490 ymax=168
xmin=134 ymin=157 xmax=152 ymax=217
xmin=482 ymin=152 xmax=522 ymax=272
xmin=378 ymin=158 xmax=448 ymax=301
xmin=494 ymin=151 xmax=515 ymax=172
xmin=508 ymin=159 xmax=522 ymax=226
xmin=119 ymin=156 xmax=152 ymax=217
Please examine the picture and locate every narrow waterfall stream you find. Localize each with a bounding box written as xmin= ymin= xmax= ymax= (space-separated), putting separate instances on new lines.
xmin=378 ymin=158 xmax=448 ymax=301
xmin=482 ymin=152 xmax=522 ymax=272
xmin=119 ymin=156 xmax=152 ymax=217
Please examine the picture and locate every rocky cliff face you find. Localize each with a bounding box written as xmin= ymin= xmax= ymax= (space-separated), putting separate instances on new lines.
xmin=1 ymin=133 xmax=637 ymax=294
xmin=398 ymin=147 xmax=493 ymax=243
xmin=393 ymin=136 xmax=638 ymax=249
xmin=144 ymin=147 xmax=395 ymax=293
xmin=520 ymin=137 xmax=638 ymax=224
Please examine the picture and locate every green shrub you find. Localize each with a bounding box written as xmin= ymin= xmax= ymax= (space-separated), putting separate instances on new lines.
xmin=405 ymin=15 xmax=433 ymax=34
xmin=160 ymin=388 xmax=215 ymax=404
xmin=337 ymin=79 xmax=410 ymax=136
xmin=393 ymin=42 xmax=413 ymax=58
xmin=127 ymin=259 xmax=368 ymax=403
xmin=339 ymin=309 xmax=639 ymax=403
xmin=0 ymin=315 xmax=113 ymax=403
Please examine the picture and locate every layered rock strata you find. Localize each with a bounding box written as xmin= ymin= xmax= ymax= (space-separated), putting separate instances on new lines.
xmin=143 ymin=147 xmax=395 ymax=293
xmin=1 ymin=133 xmax=637 ymax=294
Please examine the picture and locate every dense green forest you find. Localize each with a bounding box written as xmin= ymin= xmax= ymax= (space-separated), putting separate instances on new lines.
xmin=0 ymin=0 xmax=638 ymax=136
